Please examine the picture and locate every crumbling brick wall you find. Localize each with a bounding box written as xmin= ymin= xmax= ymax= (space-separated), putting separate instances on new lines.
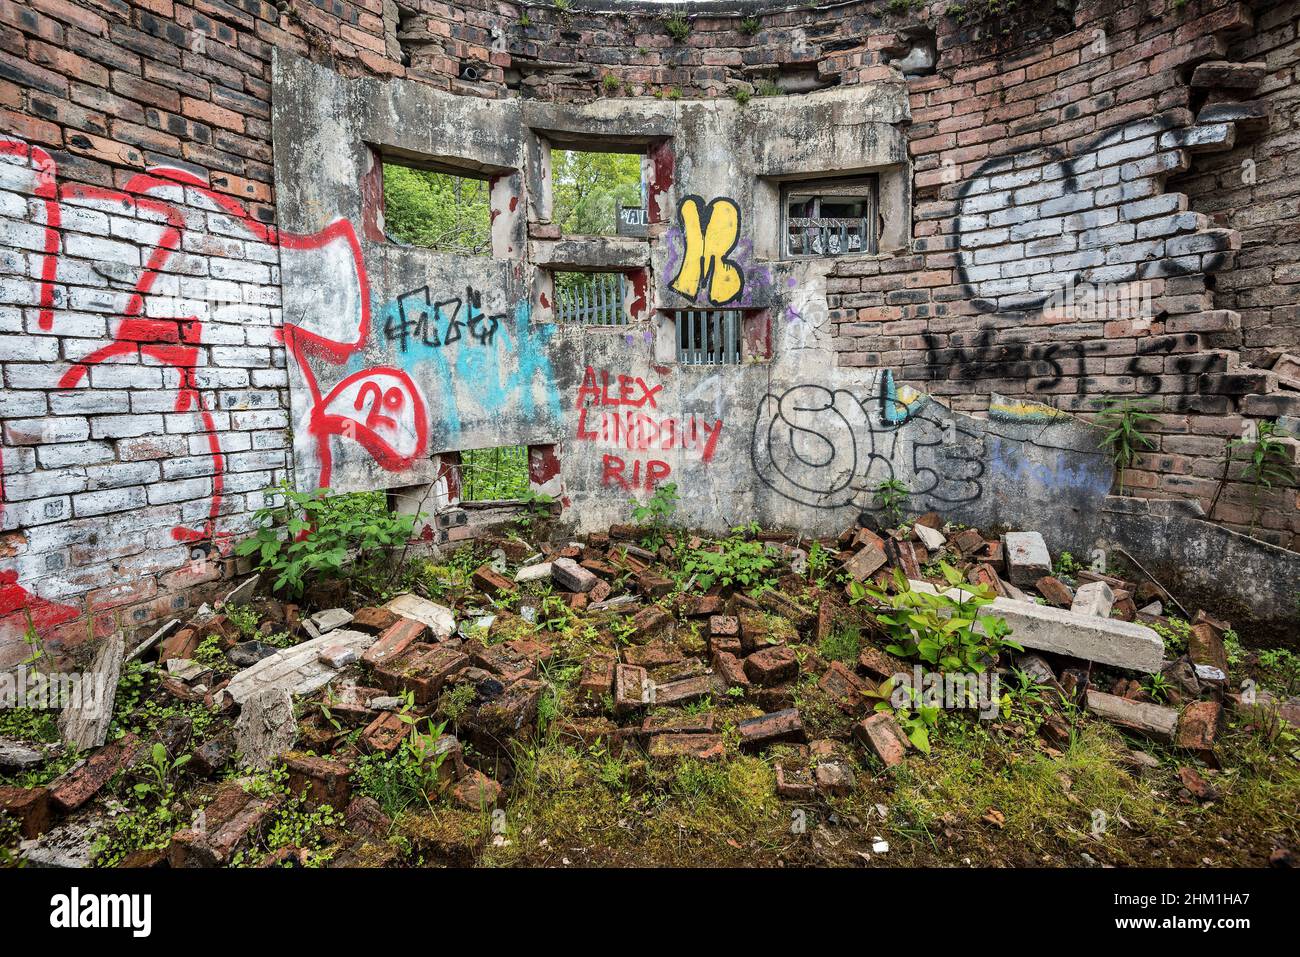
xmin=1 ymin=0 xmax=1298 ymax=663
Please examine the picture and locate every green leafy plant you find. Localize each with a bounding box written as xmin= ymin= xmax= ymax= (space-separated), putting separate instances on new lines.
xmin=1143 ymin=672 xmax=1172 ymax=704
xmin=515 ymin=489 xmax=555 ymax=535
xmin=872 ymin=478 xmax=911 ymax=527
xmin=631 ymin=481 xmax=678 ymax=551
xmin=681 ymin=526 xmax=776 ymax=592
xmin=755 ymin=79 xmax=783 ymax=97
xmin=1152 ymin=616 xmax=1193 ymax=656
xmin=1053 ymin=551 xmax=1082 ymax=579
xmin=738 ymin=15 xmax=761 ymax=34
xmin=1238 ymin=421 xmax=1296 ymax=533
xmin=732 ymin=87 xmax=752 ymax=106
xmin=1095 ymin=398 xmax=1159 ymax=495
xmin=235 ymin=483 xmax=418 ymax=596
xmin=818 ymin=624 xmax=863 ymax=666
xmin=806 ymin=540 xmax=832 ymax=586
xmin=851 ymin=564 xmax=1021 ymax=672
xmin=602 ymin=73 xmax=622 ymax=94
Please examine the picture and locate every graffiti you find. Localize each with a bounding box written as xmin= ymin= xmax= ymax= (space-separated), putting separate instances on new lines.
xmin=954 ymin=119 xmax=1220 ymax=314
xmin=382 ymin=284 xmax=501 ymax=352
xmin=668 ymin=195 xmax=744 ymax=306
xmin=574 ymin=366 xmax=723 ymax=493
xmin=750 ymin=378 xmax=985 ymax=512
xmin=314 ymin=368 xmax=428 ymax=473
xmin=922 ymin=330 xmax=1217 ymax=407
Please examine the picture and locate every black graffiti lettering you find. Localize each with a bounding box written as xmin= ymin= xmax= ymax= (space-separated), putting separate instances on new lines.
xmin=382 ymin=284 xmax=508 ymax=353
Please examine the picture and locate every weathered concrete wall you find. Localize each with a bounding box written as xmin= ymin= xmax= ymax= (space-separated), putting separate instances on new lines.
xmin=273 ymin=51 xmax=1115 ymax=543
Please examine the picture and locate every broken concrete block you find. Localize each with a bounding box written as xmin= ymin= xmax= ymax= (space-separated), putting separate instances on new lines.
xmin=514 ymin=561 xmax=552 ymax=584
xmin=1085 ymin=690 xmax=1178 ymax=742
xmin=908 ymin=580 xmax=1163 ymax=672
xmin=0 ymin=738 xmax=45 ymax=771
xmin=318 ymin=644 xmax=358 ymax=669
xmin=224 ymin=629 xmax=376 ymax=706
xmin=233 ymin=687 xmax=297 ymax=770
xmin=551 ymin=556 xmax=599 ymax=593
xmin=383 ymin=594 xmax=455 ymax=638
xmin=1002 ymin=531 xmax=1051 ymax=585
xmin=738 ymin=708 xmax=805 ymax=749
xmin=1070 ymin=581 xmax=1115 ymax=618
xmin=58 ymin=633 xmax=124 ymax=752
xmin=914 ymin=523 xmax=946 ymax=551
xmin=307 ymin=608 xmax=353 ymax=635
xmin=854 ymin=712 xmax=911 ymax=768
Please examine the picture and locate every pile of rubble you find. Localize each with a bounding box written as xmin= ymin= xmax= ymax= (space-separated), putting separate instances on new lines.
xmin=2 ymin=511 xmax=1295 ymax=867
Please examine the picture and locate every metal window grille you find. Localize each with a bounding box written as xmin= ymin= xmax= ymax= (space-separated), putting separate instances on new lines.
xmin=781 ymin=177 xmax=878 ymax=259
xmin=457 ymin=446 xmax=530 ymax=501
xmin=673 ymin=309 xmax=742 ymax=365
xmin=554 ymin=272 xmax=627 ymax=325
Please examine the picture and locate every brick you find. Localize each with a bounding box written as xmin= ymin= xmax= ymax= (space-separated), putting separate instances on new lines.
xmin=1175 ymin=700 xmax=1222 ymax=761
xmin=1035 ymin=575 xmax=1075 ymax=607
xmin=361 ymin=711 xmax=409 ymax=755
xmin=613 ymin=663 xmax=651 ymax=715
xmin=551 ymin=556 xmax=598 ymax=593
xmin=743 ymin=645 xmax=800 ymax=686
xmin=0 ymin=786 xmax=52 ymax=838
xmin=854 ymin=712 xmax=911 ymax=768
xmin=843 ymin=543 xmax=887 ymax=580
xmin=375 ymin=644 xmax=469 ymax=705
xmin=738 ymin=708 xmax=805 ymax=749
xmin=712 ymin=650 xmax=749 ymax=688
xmin=48 ymin=733 xmax=143 ymax=811
xmin=648 ymin=733 xmax=725 ymax=762
xmin=578 ymin=654 xmax=616 ymax=700
xmin=471 ymin=565 xmax=514 ymax=597
xmin=283 ymin=752 xmax=351 ymax=810
xmin=361 ymin=617 xmax=426 ymax=669
xmin=818 ymin=660 xmax=871 ymax=712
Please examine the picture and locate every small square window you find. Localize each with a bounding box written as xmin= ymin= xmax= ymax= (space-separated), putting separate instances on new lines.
xmin=554 ymin=271 xmax=628 ymax=325
xmin=782 ymin=177 xmax=878 ymax=259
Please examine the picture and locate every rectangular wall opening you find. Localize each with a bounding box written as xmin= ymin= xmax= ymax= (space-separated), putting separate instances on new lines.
xmin=550 ymin=148 xmax=646 ymax=237
xmin=381 ymin=161 xmax=493 ymax=256
xmin=672 ymin=309 xmax=744 ymax=365
xmin=455 ymin=445 xmax=531 ymax=501
xmin=554 ymin=271 xmax=628 ymax=325
xmin=781 ymin=176 xmax=878 ymax=259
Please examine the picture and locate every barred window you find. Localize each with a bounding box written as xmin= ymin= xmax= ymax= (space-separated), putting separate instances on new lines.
xmin=781 ymin=177 xmax=877 ymax=259
xmin=673 ymin=309 xmax=743 ymax=365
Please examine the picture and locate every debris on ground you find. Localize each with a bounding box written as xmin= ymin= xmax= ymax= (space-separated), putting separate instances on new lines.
xmin=2 ymin=508 xmax=1296 ymax=868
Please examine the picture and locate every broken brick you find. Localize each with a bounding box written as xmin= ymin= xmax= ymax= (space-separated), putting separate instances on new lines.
xmin=814 ymin=761 xmax=855 ymax=795
xmin=158 ymin=626 xmax=200 ymax=664
xmin=350 ymin=606 xmax=400 ymax=634
xmin=361 ymin=711 xmax=411 ymax=755
xmin=709 ymin=614 xmax=739 ymax=637
xmin=614 ymin=663 xmax=651 ymax=714
xmin=471 ymin=565 xmax=515 ymax=598
xmin=283 ymin=752 xmax=352 ymax=810
xmin=853 ymin=712 xmax=911 ymax=768
xmin=623 ymin=639 xmax=684 ymax=668
xmin=464 ymin=678 xmax=544 ymax=740
xmin=1176 ymin=700 xmax=1222 ymax=763
xmin=775 ymin=764 xmax=817 ymax=800
xmin=637 ymin=570 xmax=674 ymax=598
xmin=844 ymin=543 xmax=887 ymax=581
xmin=376 ymin=644 xmax=469 ymax=704
xmin=654 ymin=674 xmax=717 ymax=706
xmin=48 ymin=733 xmax=144 ymax=812
xmin=738 ymin=708 xmax=805 ymax=749
xmin=858 ymin=646 xmax=906 ymax=683
xmin=950 ymin=528 xmax=986 ymax=557
xmin=743 ymin=645 xmax=800 ymax=686
xmin=451 ymin=770 xmax=502 ymax=810
xmin=630 ymin=605 xmax=674 ymax=640
xmin=362 ymin=617 xmax=428 ymax=670
xmin=578 ymin=655 xmax=616 ymax=700
xmin=712 ymin=650 xmax=750 ymax=688
xmin=818 ymin=660 xmax=871 ymax=712
xmin=0 ymin=786 xmax=51 ymax=838
xmin=1035 ymin=575 xmax=1075 ymax=608
xmin=469 ymin=641 xmax=538 ymax=684
xmin=168 ymin=783 xmax=277 ymax=867
xmin=648 ymin=733 xmax=725 ymax=762
xmin=552 ymin=556 xmax=599 ymax=593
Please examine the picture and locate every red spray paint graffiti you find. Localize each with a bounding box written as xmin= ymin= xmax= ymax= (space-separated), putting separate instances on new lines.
xmin=572 ymin=365 xmax=723 ymax=492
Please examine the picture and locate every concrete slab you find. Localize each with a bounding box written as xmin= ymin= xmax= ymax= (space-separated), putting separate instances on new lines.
xmin=383 ymin=594 xmax=455 ymax=638
xmin=224 ymin=630 xmax=376 ymax=706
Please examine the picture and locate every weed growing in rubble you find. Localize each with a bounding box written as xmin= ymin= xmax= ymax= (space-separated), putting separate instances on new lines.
xmin=872 ymin=478 xmax=910 ymax=526
xmin=91 ymin=743 xmax=191 ymax=867
xmin=1258 ymin=647 xmax=1300 ymax=695
xmin=680 ymin=525 xmax=777 ymax=593
xmin=237 ymin=483 xmax=418 ymax=596
xmin=852 ymin=564 xmax=1021 ymax=672
xmin=819 ymin=624 xmax=863 ymax=666
xmin=1239 ymin=421 xmax=1296 ymax=533
xmin=1095 ymin=398 xmax=1159 ymax=494
xmin=1143 ymin=672 xmax=1173 ymax=704
xmin=1152 ymin=616 xmax=1192 ymax=656
xmin=806 ymin=540 xmax=833 ymax=585
xmin=631 ymin=481 xmax=678 ymax=550
xmin=354 ymin=721 xmax=451 ymax=818
xmin=1053 ymin=551 xmax=1083 ymax=579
